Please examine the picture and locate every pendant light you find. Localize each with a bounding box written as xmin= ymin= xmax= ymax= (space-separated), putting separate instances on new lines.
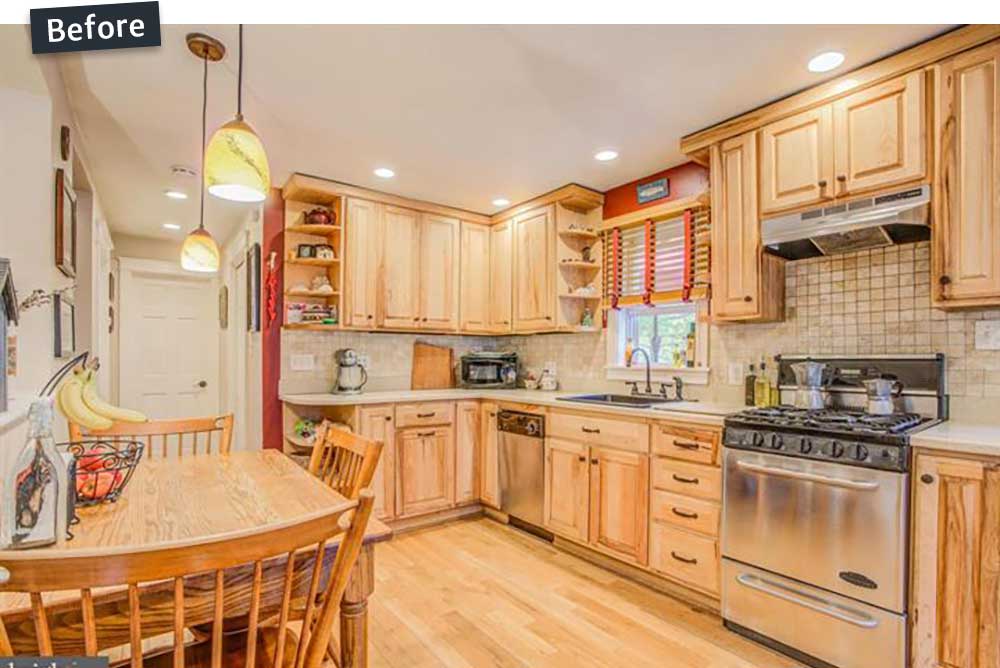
xmin=204 ymin=24 xmax=270 ymax=203
xmin=180 ymin=34 xmax=224 ymax=273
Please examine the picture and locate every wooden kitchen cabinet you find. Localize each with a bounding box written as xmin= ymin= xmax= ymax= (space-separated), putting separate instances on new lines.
xmin=455 ymin=401 xmax=480 ymax=504
xmin=357 ymin=404 xmax=396 ymax=520
xmin=344 ymin=197 xmax=380 ymax=327
xmin=589 ymin=446 xmax=649 ymax=565
xmin=543 ymin=438 xmax=590 ymax=543
xmin=832 ymin=70 xmax=926 ymax=196
xmin=380 ymin=204 xmax=422 ymax=329
xmin=710 ymin=132 xmax=785 ymax=322
xmin=479 ymin=402 xmax=500 ymax=508
xmin=512 ymin=205 xmax=557 ymax=332
xmin=418 ymin=213 xmax=461 ymax=330
xmin=933 ymin=41 xmax=1000 ymax=308
xmin=460 ymin=222 xmax=492 ymax=333
xmin=759 ymin=105 xmax=835 ymax=214
xmin=912 ymin=453 xmax=1000 ymax=668
xmin=489 ymin=220 xmax=513 ymax=332
xmin=396 ymin=426 xmax=455 ymax=517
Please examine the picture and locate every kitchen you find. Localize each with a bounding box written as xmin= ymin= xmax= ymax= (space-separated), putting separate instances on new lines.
xmin=1 ymin=21 xmax=999 ymax=668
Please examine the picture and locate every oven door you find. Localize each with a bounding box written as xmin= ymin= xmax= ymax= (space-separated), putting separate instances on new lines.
xmin=722 ymin=448 xmax=907 ymax=612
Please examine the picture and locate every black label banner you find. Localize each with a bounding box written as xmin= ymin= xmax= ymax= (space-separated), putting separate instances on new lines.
xmin=30 ymin=1 xmax=160 ymax=54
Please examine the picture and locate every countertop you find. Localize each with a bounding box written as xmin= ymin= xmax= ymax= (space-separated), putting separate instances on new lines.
xmin=911 ymin=421 xmax=1000 ymax=458
xmin=280 ymin=389 xmax=743 ymax=427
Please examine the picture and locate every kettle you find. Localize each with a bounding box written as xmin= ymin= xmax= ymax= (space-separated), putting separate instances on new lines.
xmin=333 ymin=349 xmax=368 ymax=394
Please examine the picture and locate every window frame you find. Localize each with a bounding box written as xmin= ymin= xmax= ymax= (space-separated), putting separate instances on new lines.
xmin=604 ymin=300 xmax=710 ymax=385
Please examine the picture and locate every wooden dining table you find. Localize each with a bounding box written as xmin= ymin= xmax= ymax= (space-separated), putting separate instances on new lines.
xmin=0 ymin=449 xmax=392 ymax=668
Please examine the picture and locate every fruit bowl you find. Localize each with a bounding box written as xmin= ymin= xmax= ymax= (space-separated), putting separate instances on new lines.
xmin=62 ymin=439 xmax=144 ymax=506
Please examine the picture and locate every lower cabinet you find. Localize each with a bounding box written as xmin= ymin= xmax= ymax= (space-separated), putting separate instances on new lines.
xmin=544 ymin=438 xmax=590 ymax=542
xmin=455 ymin=401 xmax=480 ymax=504
xmin=396 ymin=426 xmax=455 ymax=517
xmin=357 ymin=404 xmax=396 ymax=520
xmin=480 ymin=402 xmax=500 ymax=508
xmin=911 ymin=453 xmax=1000 ymax=668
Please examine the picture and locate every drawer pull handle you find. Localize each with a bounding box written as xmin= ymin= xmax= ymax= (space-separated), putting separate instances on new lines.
xmin=416 ymin=431 xmax=436 ymax=437
xmin=670 ymin=552 xmax=698 ymax=565
xmin=671 ymin=507 xmax=699 ymax=519
xmin=581 ymin=427 xmax=601 ymax=434
xmin=672 ymin=474 xmax=700 ymax=485
xmin=673 ymin=441 xmax=701 ymax=451
xmin=416 ymin=412 xmax=436 ymax=418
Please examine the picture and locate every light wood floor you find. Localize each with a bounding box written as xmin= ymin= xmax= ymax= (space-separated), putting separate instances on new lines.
xmin=368 ymin=518 xmax=801 ymax=668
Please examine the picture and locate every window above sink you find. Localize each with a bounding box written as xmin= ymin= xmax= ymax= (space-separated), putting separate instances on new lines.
xmin=605 ymin=302 xmax=710 ymax=386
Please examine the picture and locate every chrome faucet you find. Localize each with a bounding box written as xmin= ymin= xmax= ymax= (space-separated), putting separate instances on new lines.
xmin=627 ymin=348 xmax=653 ymax=395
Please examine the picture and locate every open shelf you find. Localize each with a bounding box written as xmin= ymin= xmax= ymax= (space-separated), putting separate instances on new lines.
xmin=558 ymin=293 xmax=602 ymax=301
xmin=287 ymin=224 xmax=341 ymax=237
xmin=286 ymin=256 xmax=339 ymax=267
xmin=559 ymin=260 xmax=600 ymax=271
xmin=285 ymin=289 xmax=340 ymax=298
xmin=283 ymin=323 xmax=340 ymax=331
xmin=559 ymin=229 xmax=600 ymax=242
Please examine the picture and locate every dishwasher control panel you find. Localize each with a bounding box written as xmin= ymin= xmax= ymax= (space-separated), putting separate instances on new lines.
xmin=497 ymin=410 xmax=545 ymax=438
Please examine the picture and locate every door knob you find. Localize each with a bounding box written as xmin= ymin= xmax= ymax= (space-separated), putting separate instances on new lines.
xmin=197 ymin=380 xmax=208 ymax=388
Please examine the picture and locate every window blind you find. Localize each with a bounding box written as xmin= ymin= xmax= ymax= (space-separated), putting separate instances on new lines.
xmin=603 ymin=206 xmax=710 ymax=309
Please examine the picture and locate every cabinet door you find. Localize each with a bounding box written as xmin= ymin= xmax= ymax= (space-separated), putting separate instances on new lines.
xmin=759 ymin=105 xmax=835 ymax=214
xmin=344 ymin=198 xmax=380 ymax=327
xmin=396 ymin=426 xmax=455 ymax=517
xmin=833 ymin=70 xmax=926 ymax=196
xmin=357 ymin=405 xmax=395 ymax=520
xmin=711 ymin=132 xmax=763 ymax=319
xmin=543 ymin=438 xmax=590 ymax=542
xmin=419 ymin=213 xmax=460 ymax=330
xmin=933 ymin=42 xmax=1000 ymax=307
xmin=912 ymin=455 xmax=1000 ymax=668
xmin=480 ymin=402 xmax=500 ymax=508
xmin=455 ymin=401 xmax=480 ymax=504
xmin=380 ymin=205 xmax=421 ymax=329
xmin=459 ymin=222 xmax=491 ymax=333
xmin=512 ymin=206 xmax=556 ymax=332
xmin=589 ymin=446 xmax=649 ymax=565
xmin=489 ymin=220 xmax=513 ymax=332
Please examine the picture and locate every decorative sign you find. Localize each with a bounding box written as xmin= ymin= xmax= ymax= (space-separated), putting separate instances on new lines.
xmin=30 ymin=1 xmax=160 ymax=54
xmin=636 ymin=177 xmax=670 ymax=204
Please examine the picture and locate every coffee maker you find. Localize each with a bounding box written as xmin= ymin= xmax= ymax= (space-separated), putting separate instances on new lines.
xmin=333 ymin=349 xmax=368 ymax=394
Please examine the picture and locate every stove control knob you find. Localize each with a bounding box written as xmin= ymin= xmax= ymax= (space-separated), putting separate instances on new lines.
xmin=853 ymin=444 xmax=869 ymax=462
xmin=829 ymin=441 xmax=845 ymax=458
xmin=799 ymin=438 xmax=813 ymax=454
xmin=751 ymin=432 xmax=765 ymax=448
xmin=769 ymin=433 xmax=783 ymax=450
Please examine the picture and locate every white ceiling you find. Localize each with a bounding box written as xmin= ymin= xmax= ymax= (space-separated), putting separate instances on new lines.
xmin=58 ymin=24 xmax=951 ymax=242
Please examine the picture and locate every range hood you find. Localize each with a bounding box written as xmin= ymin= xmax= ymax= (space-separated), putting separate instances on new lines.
xmin=762 ymin=185 xmax=930 ymax=260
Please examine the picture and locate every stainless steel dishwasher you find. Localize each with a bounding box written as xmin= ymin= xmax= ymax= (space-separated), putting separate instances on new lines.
xmin=497 ymin=410 xmax=545 ymax=530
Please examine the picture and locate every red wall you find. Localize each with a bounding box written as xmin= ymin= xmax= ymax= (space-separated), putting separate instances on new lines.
xmin=261 ymin=187 xmax=284 ymax=450
xmin=602 ymin=161 xmax=708 ymax=220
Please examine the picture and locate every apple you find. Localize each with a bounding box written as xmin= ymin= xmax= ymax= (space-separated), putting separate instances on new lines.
xmin=76 ymin=469 xmax=123 ymax=500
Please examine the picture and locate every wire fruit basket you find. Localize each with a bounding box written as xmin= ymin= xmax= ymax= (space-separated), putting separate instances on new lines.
xmin=61 ymin=439 xmax=144 ymax=506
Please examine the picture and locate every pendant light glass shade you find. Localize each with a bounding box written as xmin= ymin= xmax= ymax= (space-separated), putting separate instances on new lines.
xmin=204 ymin=116 xmax=270 ymax=202
xmin=180 ymin=227 xmax=220 ymax=272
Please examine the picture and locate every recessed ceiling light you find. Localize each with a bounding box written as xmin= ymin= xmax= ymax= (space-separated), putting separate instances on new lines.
xmin=164 ymin=189 xmax=188 ymax=200
xmin=808 ymin=51 xmax=845 ymax=73
xmin=373 ymin=167 xmax=395 ymax=179
xmin=163 ymin=223 xmax=182 ymax=231
xmin=492 ymin=198 xmax=510 ymax=207
xmin=594 ymin=149 xmax=619 ymax=162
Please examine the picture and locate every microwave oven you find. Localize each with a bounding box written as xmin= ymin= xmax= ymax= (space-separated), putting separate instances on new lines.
xmin=459 ymin=352 xmax=517 ymax=388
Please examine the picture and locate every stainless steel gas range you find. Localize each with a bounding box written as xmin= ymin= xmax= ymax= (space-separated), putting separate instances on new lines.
xmin=721 ymin=354 xmax=946 ymax=668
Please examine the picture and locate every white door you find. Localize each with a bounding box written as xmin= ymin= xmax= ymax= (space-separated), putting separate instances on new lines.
xmin=118 ymin=258 xmax=220 ymax=419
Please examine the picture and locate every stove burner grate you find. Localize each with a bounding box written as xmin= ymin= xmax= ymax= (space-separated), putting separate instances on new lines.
xmin=736 ymin=407 xmax=925 ymax=434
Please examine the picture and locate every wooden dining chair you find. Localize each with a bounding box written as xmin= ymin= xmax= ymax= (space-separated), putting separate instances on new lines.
xmin=308 ymin=423 xmax=383 ymax=500
xmin=0 ymin=490 xmax=375 ymax=668
xmin=68 ymin=414 xmax=235 ymax=458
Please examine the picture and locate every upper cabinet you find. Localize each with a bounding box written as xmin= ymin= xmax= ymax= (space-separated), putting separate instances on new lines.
xmin=343 ymin=198 xmax=380 ymax=327
xmin=933 ymin=41 xmax=1000 ymax=308
xmin=380 ymin=205 xmax=422 ymax=329
xmin=418 ymin=213 xmax=460 ymax=330
xmin=488 ymin=220 xmax=513 ymax=333
xmin=759 ymin=71 xmax=927 ymax=216
xmin=512 ymin=205 xmax=557 ymax=332
xmin=711 ymin=132 xmax=785 ymax=322
xmin=459 ymin=222 xmax=492 ymax=333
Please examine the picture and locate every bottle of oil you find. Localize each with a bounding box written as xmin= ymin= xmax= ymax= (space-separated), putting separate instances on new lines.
xmin=755 ymin=359 xmax=770 ymax=407
xmin=744 ymin=363 xmax=757 ymax=406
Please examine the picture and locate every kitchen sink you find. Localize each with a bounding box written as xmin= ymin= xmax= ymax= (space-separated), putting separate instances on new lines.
xmin=557 ymin=393 xmax=678 ymax=408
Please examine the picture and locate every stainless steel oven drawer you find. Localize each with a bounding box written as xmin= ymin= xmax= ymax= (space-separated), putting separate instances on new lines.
xmin=722 ymin=559 xmax=906 ymax=668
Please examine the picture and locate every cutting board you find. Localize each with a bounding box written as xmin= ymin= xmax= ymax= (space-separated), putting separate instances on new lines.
xmin=411 ymin=342 xmax=454 ymax=389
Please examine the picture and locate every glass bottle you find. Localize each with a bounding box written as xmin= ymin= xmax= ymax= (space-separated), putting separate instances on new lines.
xmin=744 ymin=364 xmax=757 ymax=406
xmin=755 ymin=360 xmax=770 ymax=408
xmin=2 ymin=397 xmax=69 ymax=549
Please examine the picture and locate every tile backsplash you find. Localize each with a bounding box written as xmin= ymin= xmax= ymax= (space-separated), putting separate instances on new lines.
xmin=281 ymin=242 xmax=1000 ymax=419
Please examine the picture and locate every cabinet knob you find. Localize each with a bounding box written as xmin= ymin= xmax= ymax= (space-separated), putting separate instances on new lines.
xmin=920 ymin=474 xmax=934 ymax=484
xmin=366 ymin=314 xmax=373 ymax=319
xmin=384 ymin=416 xmax=392 ymax=422
xmin=590 ymin=457 xmax=599 ymax=465
xmin=939 ymin=275 xmax=952 ymax=286
xmin=818 ymin=179 xmax=828 ymax=188
xmin=837 ymin=175 xmax=847 ymax=183
xmin=744 ymin=296 xmax=753 ymax=303
xmin=578 ymin=455 xmax=586 ymax=462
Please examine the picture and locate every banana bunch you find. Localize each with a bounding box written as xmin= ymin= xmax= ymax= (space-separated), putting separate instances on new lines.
xmin=56 ymin=363 xmax=147 ymax=431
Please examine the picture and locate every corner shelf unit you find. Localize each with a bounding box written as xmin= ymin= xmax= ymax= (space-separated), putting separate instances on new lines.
xmin=555 ymin=207 xmax=604 ymax=332
xmin=283 ymin=195 xmax=345 ymax=330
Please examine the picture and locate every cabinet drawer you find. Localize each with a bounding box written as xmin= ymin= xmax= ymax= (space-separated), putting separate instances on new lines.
xmin=548 ymin=411 xmax=649 ymax=453
xmin=650 ymin=490 xmax=720 ymax=537
xmin=651 ymin=458 xmax=721 ymax=501
xmin=395 ymin=402 xmax=455 ymax=428
xmin=650 ymin=523 xmax=719 ymax=595
xmin=652 ymin=423 xmax=718 ymax=464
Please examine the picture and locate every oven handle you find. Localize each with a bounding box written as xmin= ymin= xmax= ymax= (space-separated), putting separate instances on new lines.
xmin=735 ymin=573 xmax=879 ymax=629
xmin=735 ymin=460 xmax=880 ymax=491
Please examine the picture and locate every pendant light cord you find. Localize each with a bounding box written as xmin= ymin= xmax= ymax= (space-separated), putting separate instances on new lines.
xmin=199 ymin=53 xmax=207 ymax=231
xmin=237 ymin=24 xmax=243 ymax=118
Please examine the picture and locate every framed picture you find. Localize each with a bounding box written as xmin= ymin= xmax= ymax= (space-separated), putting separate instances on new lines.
xmin=247 ymin=243 xmax=261 ymax=332
xmin=55 ymin=168 xmax=77 ymax=277
xmin=53 ymin=293 xmax=76 ymax=358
